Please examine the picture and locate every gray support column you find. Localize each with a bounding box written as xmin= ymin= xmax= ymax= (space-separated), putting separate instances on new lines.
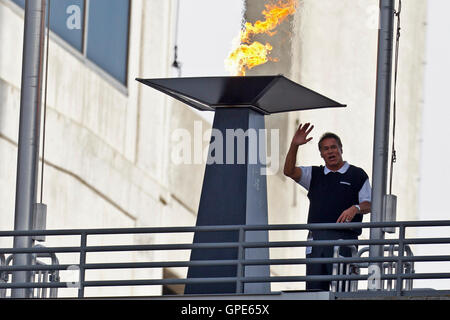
xmin=12 ymin=0 xmax=46 ymax=298
xmin=185 ymin=108 xmax=270 ymax=294
xmin=369 ymin=0 xmax=395 ymax=290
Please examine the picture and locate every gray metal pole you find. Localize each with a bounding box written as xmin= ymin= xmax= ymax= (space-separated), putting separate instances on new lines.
xmin=12 ymin=0 xmax=47 ymax=298
xmin=369 ymin=0 xmax=395 ymax=290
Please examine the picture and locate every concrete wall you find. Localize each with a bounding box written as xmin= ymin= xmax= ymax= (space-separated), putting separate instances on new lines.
xmin=0 ymin=0 xmax=206 ymax=297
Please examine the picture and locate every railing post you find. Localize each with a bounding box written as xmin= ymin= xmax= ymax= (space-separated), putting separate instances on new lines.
xmin=405 ymin=246 xmax=414 ymax=290
xmin=78 ymin=232 xmax=87 ymax=298
xmin=396 ymin=225 xmax=405 ymax=296
xmin=236 ymin=227 xmax=245 ymax=294
xmin=331 ymin=246 xmax=340 ymax=292
xmin=386 ymin=244 xmax=394 ymax=291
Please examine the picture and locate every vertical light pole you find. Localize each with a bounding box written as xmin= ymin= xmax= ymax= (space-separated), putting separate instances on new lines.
xmin=369 ymin=0 xmax=395 ymax=290
xmin=12 ymin=0 xmax=47 ymax=298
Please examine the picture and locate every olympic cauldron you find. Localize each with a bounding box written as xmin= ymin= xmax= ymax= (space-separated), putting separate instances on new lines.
xmin=136 ymin=75 xmax=345 ymax=294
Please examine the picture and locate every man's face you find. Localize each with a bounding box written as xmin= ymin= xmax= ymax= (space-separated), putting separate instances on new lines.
xmin=319 ymin=138 xmax=343 ymax=168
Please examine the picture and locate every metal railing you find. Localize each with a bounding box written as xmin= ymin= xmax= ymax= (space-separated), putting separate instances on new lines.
xmin=1 ymin=245 xmax=60 ymax=298
xmin=331 ymin=243 xmax=415 ymax=294
xmin=0 ymin=220 xmax=450 ymax=298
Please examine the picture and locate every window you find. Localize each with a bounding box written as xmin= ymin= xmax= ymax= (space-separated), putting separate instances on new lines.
xmin=12 ymin=0 xmax=130 ymax=86
xmin=86 ymin=0 xmax=130 ymax=85
xmin=50 ymin=0 xmax=85 ymax=52
xmin=12 ymin=0 xmax=24 ymax=9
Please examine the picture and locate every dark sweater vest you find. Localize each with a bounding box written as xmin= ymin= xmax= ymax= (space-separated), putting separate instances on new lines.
xmin=307 ymin=164 xmax=368 ymax=236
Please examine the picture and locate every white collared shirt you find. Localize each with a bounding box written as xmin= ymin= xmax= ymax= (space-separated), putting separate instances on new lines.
xmin=297 ymin=161 xmax=372 ymax=203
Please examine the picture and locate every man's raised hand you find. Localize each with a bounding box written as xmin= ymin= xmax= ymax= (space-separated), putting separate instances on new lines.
xmin=292 ymin=123 xmax=314 ymax=146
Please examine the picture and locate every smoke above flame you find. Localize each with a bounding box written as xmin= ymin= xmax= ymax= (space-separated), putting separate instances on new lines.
xmin=225 ymin=0 xmax=298 ymax=76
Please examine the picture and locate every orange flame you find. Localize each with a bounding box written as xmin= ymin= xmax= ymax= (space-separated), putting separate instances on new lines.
xmin=225 ymin=0 xmax=298 ymax=76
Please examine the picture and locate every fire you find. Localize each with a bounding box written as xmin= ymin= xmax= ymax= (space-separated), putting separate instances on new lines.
xmin=225 ymin=0 xmax=298 ymax=76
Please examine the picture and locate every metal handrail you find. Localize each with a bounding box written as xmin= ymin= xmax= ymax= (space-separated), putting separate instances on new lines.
xmin=0 ymin=219 xmax=449 ymax=236
xmin=0 ymin=220 xmax=449 ymax=298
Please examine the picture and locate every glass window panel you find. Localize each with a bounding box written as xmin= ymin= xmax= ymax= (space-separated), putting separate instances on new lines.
xmin=11 ymin=0 xmax=25 ymax=8
xmin=11 ymin=0 xmax=84 ymax=52
xmin=86 ymin=0 xmax=130 ymax=85
xmin=49 ymin=0 xmax=84 ymax=51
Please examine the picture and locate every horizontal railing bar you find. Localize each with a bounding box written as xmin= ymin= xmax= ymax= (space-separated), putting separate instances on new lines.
xmin=399 ymin=273 xmax=450 ymax=279
xmin=2 ymin=237 xmax=450 ymax=255
xmin=1 ymin=220 xmax=450 ymax=238
xmin=0 ymin=242 xmax=240 ymax=254
xmin=402 ymin=238 xmax=450 ymax=245
xmin=84 ymin=242 xmax=240 ymax=252
xmin=243 ymin=220 xmax=450 ymax=230
xmin=1 ymin=271 xmax=449 ymax=290
xmin=1 ymin=254 xmax=449 ymax=273
xmin=83 ymin=239 xmax=389 ymax=252
xmin=84 ymin=260 xmax=239 ymax=269
xmin=0 ymin=240 xmax=397 ymax=255
xmin=242 ymin=255 xmax=450 ymax=265
xmin=0 ymin=264 xmax=73 ymax=272
xmin=82 ymin=278 xmax=245 ymax=288
xmin=0 ymin=246 xmax=83 ymax=254
xmin=5 ymin=274 xmax=391 ymax=288
xmin=79 ymin=256 xmax=450 ymax=269
xmin=0 ymin=282 xmax=70 ymax=289
xmin=245 ymin=238 xmax=450 ymax=248
xmin=244 ymin=239 xmax=397 ymax=248
xmin=79 ymin=257 xmax=400 ymax=269
xmin=80 ymin=276 xmax=369 ymax=288
xmin=252 ymin=272 xmax=450 ymax=283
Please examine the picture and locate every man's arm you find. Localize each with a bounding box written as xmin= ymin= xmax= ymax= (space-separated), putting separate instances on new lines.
xmin=337 ymin=175 xmax=372 ymax=223
xmin=283 ymin=143 xmax=302 ymax=181
xmin=358 ymin=201 xmax=371 ymax=214
xmin=337 ymin=201 xmax=371 ymax=223
xmin=283 ymin=123 xmax=314 ymax=182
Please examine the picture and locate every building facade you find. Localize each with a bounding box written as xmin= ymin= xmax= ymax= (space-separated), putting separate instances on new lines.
xmin=0 ymin=0 xmax=427 ymax=296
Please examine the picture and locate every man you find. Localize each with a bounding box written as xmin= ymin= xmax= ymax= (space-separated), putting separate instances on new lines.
xmin=283 ymin=123 xmax=371 ymax=291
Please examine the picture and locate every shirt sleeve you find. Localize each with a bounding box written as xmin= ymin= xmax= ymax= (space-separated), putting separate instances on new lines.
xmin=297 ymin=166 xmax=312 ymax=191
xmin=358 ymin=178 xmax=372 ymax=203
